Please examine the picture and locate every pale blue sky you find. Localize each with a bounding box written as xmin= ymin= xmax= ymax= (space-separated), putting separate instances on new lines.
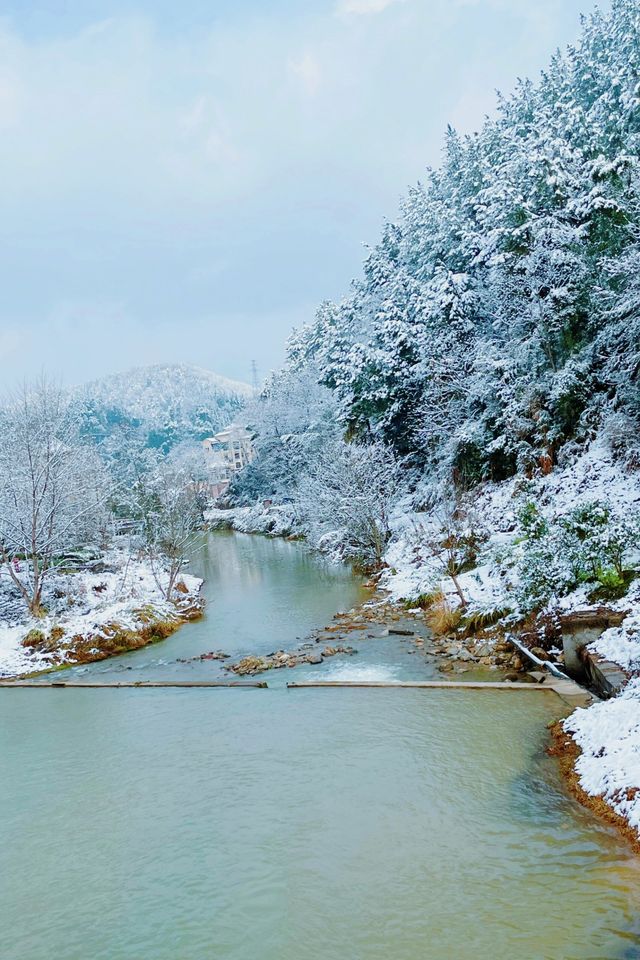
xmin=0 ymin=0 xmax=605 ymax=387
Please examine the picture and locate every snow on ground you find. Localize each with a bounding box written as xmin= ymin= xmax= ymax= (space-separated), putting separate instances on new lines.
xmin=564 ymin=679 xmax=640 ymax=838
xmin=0 ymin=549 xmax=203 ymax=678
xmin=382 ymin=487 xmax=520 ymax=607
xmin=0 ymin=624 xmax=39 ymax=678
xmin=205 ymin=504 xmax=297 ymax=538
xmin=590 ymin=607 xmax=640 ymax=673
xmin=205 ymin=506 xmax=250 ymax=527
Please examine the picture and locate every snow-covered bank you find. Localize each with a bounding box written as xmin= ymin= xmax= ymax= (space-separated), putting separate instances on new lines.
xmin=382 ymin=440 xmax=640 ymax=612
xmin=383 ymin=443 xmax=640 ymax=843
xmin=556 ymin=588 xmax=640 ymax=843
xmin=0 ymin=549 xmax=203 ymax=678
xmin=563 ymin=680 xmax=640 ymax=839
xmin=206 ymin=504 xmax=298 ymax=539
xmin=587 ymin=603 xmax=640 ymax=672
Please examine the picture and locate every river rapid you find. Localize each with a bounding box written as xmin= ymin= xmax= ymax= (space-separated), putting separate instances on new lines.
xmin=2 ymin=532 xmax=640 ymax=959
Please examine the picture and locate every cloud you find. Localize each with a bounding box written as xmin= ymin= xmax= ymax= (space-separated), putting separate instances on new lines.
xmin=0 ymin=77 xmax=22 ymax=130
xmin=0 ymin=0 xmax=602 ymax=387
xmin=288 ymin=52 xmax=322 ymax=95
xmin=0 ymin=329 xmax=29 ymax=365
xmin=335 ymin=0 xmax=405 ymax=15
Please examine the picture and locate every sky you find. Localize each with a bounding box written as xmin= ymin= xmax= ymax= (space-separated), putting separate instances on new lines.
xmin=0 ymin=0 xmax=606 ymax=388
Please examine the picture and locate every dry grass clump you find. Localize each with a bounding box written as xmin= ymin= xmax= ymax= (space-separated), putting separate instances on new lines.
xmin=22 ymin=625 xmax=66 ymax=651
xmin=424 ymin=591 xmax=463 ymax=637
xmin=406 ymin=590 xmax=441 ymax=610
xmin=459 ymin=606 xmax=511 ymax=638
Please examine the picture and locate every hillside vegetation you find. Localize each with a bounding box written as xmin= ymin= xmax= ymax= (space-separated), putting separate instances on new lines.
xmin=234 ymin=0 xmax=640 ymax=573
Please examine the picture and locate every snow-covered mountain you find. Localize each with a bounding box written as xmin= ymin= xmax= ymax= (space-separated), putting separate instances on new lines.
xmin=75 ymin=363 xmax=253 ymax=452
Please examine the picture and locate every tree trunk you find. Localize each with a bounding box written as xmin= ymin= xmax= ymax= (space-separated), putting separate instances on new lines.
xmin=166 ymin=562 xmax=180 ymax=601
xmin=449 ymin=571 xmax=467 ymax=609
xmin=29 ymin=594 xmax=46 ymax=618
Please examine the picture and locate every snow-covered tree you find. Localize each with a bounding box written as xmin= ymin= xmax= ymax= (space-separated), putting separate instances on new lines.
xmin=410 ymin=500 xmax=486 ymax=607
xmin=294 ymin=440 xmax=402 ymax=567
xmin=273 ymin=0 xmax=640 ymax=489
xmin=136 ymin=463 xmax=203 ymax=600
xmin=598 ymin=228 xmax=640 ymax=467
xmin=230 ymin=363 xmax=341 ymax=503
xmin=0 ymin=378 xmax=111 ymax=617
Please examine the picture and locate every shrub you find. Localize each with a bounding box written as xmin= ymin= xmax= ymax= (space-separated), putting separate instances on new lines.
xmin=48 ymin=626 xmax=65 ymax=646
xmin=515 ymin=497 xmax=639 ymax=613
xmin=408 ymin=591 xmax=440 ymax=610
xmin=411 ymin=501 xmax=487 ymax=608
xmin=561 ymin=500 xmax=639 ymax=583
xmin=517 ymin=501 xmax=548 ymax=541
xmin=22 ymin=629 xmax=46 ymax=649
xmin=517 ymin=535 xmax=577 ymax=613
xmin=587 ymin=569 xmax=637 ymax=603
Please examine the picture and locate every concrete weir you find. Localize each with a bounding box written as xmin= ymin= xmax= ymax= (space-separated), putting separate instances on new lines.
xmin=286 ymin=679 xmax=593 ymax=708
xmin=0 ymin=679 xmax=592 ymax=707
xmin=0 ymin=680 xmax=269 ymax=689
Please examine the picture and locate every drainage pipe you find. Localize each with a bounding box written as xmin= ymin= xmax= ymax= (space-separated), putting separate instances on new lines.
xmin=506 ymin=633 xmax=570 ymax=681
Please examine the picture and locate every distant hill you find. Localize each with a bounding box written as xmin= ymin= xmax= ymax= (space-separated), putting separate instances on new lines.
xmin=75 ymin=363 xmax=253 ymax=453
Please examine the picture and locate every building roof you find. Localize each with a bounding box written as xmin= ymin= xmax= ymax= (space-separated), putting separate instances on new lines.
xmin=208 ymin=424 xmax=253 ymax=444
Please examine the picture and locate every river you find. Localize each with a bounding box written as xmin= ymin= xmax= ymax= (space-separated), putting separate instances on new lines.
xmin=1 ymin=532 xmax=640 ymax=959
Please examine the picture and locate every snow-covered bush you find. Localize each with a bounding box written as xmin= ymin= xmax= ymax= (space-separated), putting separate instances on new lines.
xmin=516 ymin=526 xmax=578 ymax=614
xmin=560 ymin=501 xmax=638 ymax=584
xmin=516 ymin=498 xmax=640 ymax=612
xmin=231 ymin=503 xmax=298 ymax=538
xmin=294 ymin=440 xmax=402 ymax=568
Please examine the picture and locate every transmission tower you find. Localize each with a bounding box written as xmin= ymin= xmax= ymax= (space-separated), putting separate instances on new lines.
xmin=251 ymin=360 xmax=259 ymax=393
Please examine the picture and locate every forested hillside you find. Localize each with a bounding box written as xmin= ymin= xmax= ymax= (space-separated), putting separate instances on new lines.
xmin=76 ymin=363 xmax=251 ymax=454
xmin=241 ymin=0 xmax=639 ymax=513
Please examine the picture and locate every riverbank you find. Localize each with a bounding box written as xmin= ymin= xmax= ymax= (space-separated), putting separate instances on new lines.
xmin=0 ymin=548 xmax=204 ymax=678
xmin=558 ymin=676 xmax=640 ymax=842
xmin=206 ymin=503 xmax=297 ymax=539
xmin=548 ymin=720 xmax=640 ymax=854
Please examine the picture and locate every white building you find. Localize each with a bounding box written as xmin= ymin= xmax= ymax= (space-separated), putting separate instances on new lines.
xmin=202 ymin=425 xmax=255 ymax=496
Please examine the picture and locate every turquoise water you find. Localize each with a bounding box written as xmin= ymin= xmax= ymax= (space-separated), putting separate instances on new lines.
xmin=60 ymin=531 xmax=434 ymax=684
xmin=2 ymin=533 xmax=640 ymax=959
